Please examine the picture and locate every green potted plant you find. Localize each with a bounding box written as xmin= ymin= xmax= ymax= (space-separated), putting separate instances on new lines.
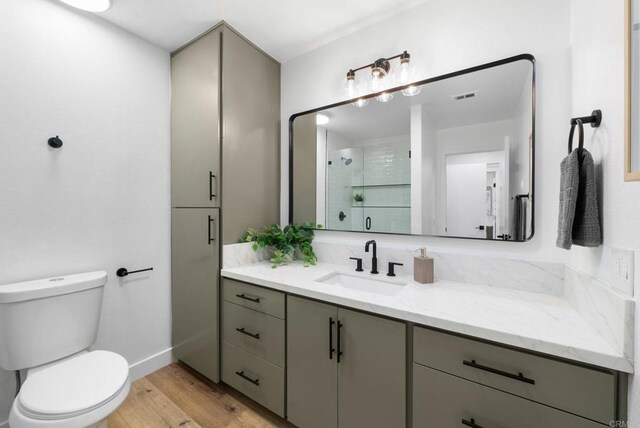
xmin=353 ymin=193 xmax=365 ymax=206
xmin=241 ymin=223 xmax=323 ymax=268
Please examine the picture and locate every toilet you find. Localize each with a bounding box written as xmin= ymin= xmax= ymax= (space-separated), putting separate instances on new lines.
xmin=0 ymin=271 xmax=131 ymax=428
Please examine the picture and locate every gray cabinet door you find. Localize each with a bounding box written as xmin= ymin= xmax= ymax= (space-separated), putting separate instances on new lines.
xmin=338 ymin=308 xmax=406 ymax=428
xmin=171 ymin=29 xmax=220 ymax=208
xmin=171 ymin=208 xmax=219 ymax=381
xmin=287 ymin=296 xmax=338 ymax=428
xmin=221 ymin=27 xmax=280 ymax=244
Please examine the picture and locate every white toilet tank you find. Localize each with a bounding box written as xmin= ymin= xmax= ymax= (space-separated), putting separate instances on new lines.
xmin=0 ymin=271 xmax=107 ymax=371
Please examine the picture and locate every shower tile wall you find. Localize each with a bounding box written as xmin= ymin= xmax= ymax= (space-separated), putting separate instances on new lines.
xmin=327 ymin=138 xmax=410 ymax=233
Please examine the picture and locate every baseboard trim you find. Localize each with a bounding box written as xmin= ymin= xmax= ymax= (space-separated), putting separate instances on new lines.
xmin=129 ymin=348 xmax=174 ymax=381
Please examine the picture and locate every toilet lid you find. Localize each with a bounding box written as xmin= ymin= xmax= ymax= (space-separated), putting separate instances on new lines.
xmin=18 ymin=351 xmax=129 ymax=419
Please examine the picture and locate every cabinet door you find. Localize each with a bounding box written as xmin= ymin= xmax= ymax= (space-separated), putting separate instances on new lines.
xmin=171 ymin=208 xmax=219 ymax=381
xmin=287 ymin=296 xmax=338 ymax=428
xmin=171 ymin=29 xmax=220 ymax=208
xmin=338 ymin=308 xmax=406 ymax=428
xmin=221 ymin=27 xmax=280 ymax=243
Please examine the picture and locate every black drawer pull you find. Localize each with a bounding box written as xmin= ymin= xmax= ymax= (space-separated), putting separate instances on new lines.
xmin=235 ymin=371 xmax=260 ymax=386
xmin=462 ymin=418 xmax=484 ymax=428
xmin=329 ymin=318 xmax=336 ymax=360
xmin=235 ymin=293 xmax=260 ymax=303
xmin=337 ymin=320 xmax=343 ymax=363
xmin=236 ymin=327 xmax=260 ymax=339
xmin=209 ymin=171 xmax=217 ymax=199
xmin=463 ymin=359 xmax=535 ymax=385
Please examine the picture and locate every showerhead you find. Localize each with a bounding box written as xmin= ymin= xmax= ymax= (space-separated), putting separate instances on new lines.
xmin=341 ymin=156 xmax=352 ymax=166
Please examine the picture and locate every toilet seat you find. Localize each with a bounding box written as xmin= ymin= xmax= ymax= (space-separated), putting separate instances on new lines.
xmin=15 ymin=351 xmax=129 ymax=422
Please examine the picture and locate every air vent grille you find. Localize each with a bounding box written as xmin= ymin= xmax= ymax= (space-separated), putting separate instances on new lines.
xmin=452 ymin=90 xmax=478 ymax=101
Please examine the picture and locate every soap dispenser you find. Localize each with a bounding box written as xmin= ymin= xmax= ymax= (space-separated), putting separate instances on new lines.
xmin=414 ymin=248 xmax=434 ymax=284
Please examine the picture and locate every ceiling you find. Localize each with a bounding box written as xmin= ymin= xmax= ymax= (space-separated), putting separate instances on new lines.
xmin=98 ymin=0 xmax=431 ymax=62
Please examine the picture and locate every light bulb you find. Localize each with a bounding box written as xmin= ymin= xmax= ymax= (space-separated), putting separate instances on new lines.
xmin=316 ymin=114 xmax=330 ymax=125
xmin=352 ymin=98 xmax=369 ymax=108
xmin=376 ymin=92 xmax=393 ymax=103
xmin=401 ymin=85 xmax=422 ymax=97
xmin=399 ymin=62 xmax=410 ymax=85
xmin=343 ymin=70 xmax=357 ymax=100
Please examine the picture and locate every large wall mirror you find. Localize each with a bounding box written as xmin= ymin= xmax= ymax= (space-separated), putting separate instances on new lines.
xmin=290 ymin=54 xmax=535 ymax=241
xmin=627 ymin=0 xmax=640 ymax=181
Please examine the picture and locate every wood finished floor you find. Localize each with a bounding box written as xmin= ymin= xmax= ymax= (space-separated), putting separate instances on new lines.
xmin=108 ymin=363 xmax=293 ymax=428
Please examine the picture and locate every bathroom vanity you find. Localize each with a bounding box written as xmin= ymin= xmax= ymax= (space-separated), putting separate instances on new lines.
xmin=219 ymin=248 xmax=633 ymax=427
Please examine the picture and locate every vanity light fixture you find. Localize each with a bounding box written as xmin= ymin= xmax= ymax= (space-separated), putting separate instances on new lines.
xmin=57 ymin=0 xmax=112 ymax=12
xmin=343 ymin=50 xmax=421 ymax=107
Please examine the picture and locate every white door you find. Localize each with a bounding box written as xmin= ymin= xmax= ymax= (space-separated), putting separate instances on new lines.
xmin=445 ymin=163 xmax=487 ymax=238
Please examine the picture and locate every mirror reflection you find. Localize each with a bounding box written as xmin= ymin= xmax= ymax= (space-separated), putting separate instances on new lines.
xmin=291 ymin=56 xmax=534 ymax=241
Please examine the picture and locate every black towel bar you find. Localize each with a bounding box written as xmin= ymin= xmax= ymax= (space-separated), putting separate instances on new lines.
xmin=570 ymin=109 xmax=602 ymax=128
xmin=116 ymin=267 xmax=153 ymax=277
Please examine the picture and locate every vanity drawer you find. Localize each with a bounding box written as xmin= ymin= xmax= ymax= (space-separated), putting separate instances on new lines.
xmin=222 ymin=278 xmax=285 ymax=319
xmin=413 ymin=326 xmax=616 ymax=424
xmin=221 ymin=342 xmax=285 ymax=417
xmin=222 ymin=301 xmax=285 ymax=367
xmin=413 ymin=364 xmax=604 ymax=428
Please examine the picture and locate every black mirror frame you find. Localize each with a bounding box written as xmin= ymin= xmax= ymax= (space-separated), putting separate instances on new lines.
xmin=289 ymin=53 xmax=536 ymax=242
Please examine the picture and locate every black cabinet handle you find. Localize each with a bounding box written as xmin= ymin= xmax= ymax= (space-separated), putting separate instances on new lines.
xmin=235 ymin=293 xmax=260 ymax=303
xmin=208 ymin=215 xmax=215 ymax=245
xmin=337 ymin=320 xmax=343 ymax=363
xmin=365 ymin=216 xmax=372 ymax=230
xmin=209 ymin=171 xmax=216 ymax=200
xmin=235 ymin=371 xmax=259 ymax=386
xmin=349 ymin=257 xmax=363 ymax=272
xmin=329 ymin=318 xmax=336 ymax=359
xmin=462 ymin=418 xmax=484 ymax=428
xmin=463 ymin=359 xmax=535 ymax=385
xmin=236 ymin=327 xmax=260 ymax=339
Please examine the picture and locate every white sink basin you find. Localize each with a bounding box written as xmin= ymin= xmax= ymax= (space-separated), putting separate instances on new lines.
xmin=315 ymin=272 xmax=406 ymax=296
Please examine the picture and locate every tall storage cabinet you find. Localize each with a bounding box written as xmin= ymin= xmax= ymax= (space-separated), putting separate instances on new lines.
xmin=171 ymin=23 xmax=280 ymax=383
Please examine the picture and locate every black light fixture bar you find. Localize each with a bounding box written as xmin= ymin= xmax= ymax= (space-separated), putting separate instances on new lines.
xmin=347 ymin=51 xmax=410 ymax=76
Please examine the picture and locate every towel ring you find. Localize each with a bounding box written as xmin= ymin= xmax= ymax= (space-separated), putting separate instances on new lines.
xmin=568 ymin=118 xmax=585 ymax=154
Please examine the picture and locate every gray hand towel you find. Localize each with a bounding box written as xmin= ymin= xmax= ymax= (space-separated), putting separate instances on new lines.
xmin=556 ymin=149 xmax=601 ymax=249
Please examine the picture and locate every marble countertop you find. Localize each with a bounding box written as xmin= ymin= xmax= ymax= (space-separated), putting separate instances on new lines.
xmin=222 ymin=261 xmax=633 ymax=373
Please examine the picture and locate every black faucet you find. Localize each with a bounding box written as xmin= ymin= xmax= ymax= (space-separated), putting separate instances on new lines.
xmin=365 ymin=240 xmax=379 ymax=274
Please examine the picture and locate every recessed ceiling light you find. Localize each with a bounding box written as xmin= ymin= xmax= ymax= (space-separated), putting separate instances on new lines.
xmin=316 ymin=114 xmax=330 ymax=125
xmin=58 ymin=0 xmax=112 ymax=12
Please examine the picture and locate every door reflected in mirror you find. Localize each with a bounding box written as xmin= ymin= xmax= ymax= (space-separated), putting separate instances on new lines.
xmin=291 ymin=55 xmax=535 ymax=241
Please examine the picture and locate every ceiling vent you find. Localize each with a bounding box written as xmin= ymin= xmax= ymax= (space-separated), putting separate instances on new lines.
xmin=452 ymin=90 xmax=478 ymax=101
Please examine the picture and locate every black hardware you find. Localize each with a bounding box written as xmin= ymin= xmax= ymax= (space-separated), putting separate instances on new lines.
xmin=463 ymin=359 xmax=535 ymax=385
xmin=235 ymin=371 xmax=260 ymax=386
xmin=209 ymin=172 xmax=216 ymax=200
xmin=462 ymin=418 xmax=484 ymax=428
xmin=337 ymin=320 xmax=343 ymax=363
xmin=475 ymin=225 xmax=485 ymax=231
xmin=235 ymin=327 xmax=260 ymax=339
xmin=116 ymin=267 xmax=153 ymax=277
xmin=339 ymin=211 xmax=347 ymax=222
xmin=208 ymin=215 xmax=215 ymax=245
xmin=387 ymin=262 xmax=403 ymax=277
xmin=570 ymin=109 xmax=602 ymax=128
xmin=329 ymin=317 xmax=336 ymax=360
xmin=568 ymin=118 xmax=585 ymax=154
xmin=365 ymin=216 xmax=372 ymax=230
xmin=349 ymin=257 xmax=364 ymax=272
xmin=47 ymin=135 xmax=63 ymax=148
xmin=235 ymin=293 xmax=260 ymax=303
xmin=365 ymin=240 xmax=378 ymax=274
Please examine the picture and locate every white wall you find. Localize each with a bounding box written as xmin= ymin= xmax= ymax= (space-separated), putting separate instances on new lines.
xmin=282 ymin=0 xmax=572 ymax=260
xmin=0 ymin=0 xmax=171 ymax=424
xmin=569 ymin=0 xmax=640 ymax=424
